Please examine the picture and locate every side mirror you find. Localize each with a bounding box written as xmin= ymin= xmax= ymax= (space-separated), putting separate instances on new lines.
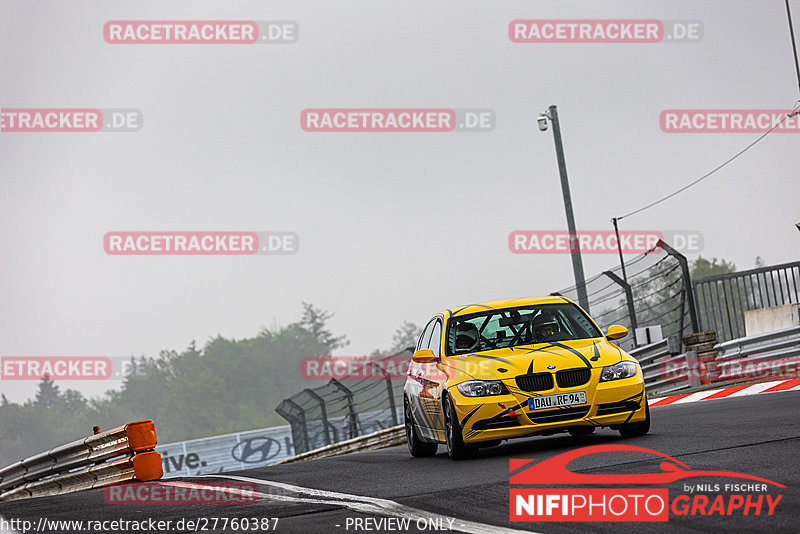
xmin=412 ymin=349 xmax=437 ymax=363
xmin=606 ymin=325 xmax=628 ymax=341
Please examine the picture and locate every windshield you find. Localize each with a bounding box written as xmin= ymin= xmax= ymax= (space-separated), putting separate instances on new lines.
xmin=445 ymin=303 xmax=602 ymax=356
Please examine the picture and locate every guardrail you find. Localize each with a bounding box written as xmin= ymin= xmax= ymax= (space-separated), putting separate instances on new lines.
xmin=715 ymin=325 xmax=800 ymax=381
xmin=273 ymin=425 xmax=404 ymax=465
xmin=629 ymin=338 xmax=703 ymax=396
xmin=0 ymin=419 xmax=163 ymax=502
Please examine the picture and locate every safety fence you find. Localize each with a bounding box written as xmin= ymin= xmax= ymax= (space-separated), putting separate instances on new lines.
xmin=0 ymin=419 xmax=163 ymax=502
xmin=629 ymin=325 xmax=800 ymax=396
xmin=275 ymin=353 xmax=407 ymax=455
xmin=628 ymin=339 xmax=702 ymax=396
xmin=555 ymin=240 xmax=698 ymax=352
xmin=694 ymin=261 xmax=800 ymax=343
xmin=714 ymin=325 xmax=800 ymax=382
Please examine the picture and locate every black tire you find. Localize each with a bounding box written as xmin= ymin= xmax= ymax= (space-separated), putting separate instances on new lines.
xmin=568 ymin=426 xmax=596 ymax=437
xmin=618 ymin=400 xmax=651 ymax=438
xmin=405 ymin=398 xmax=438 ymax=457
xmin=443 ymin=395 xmax=477 ymax=460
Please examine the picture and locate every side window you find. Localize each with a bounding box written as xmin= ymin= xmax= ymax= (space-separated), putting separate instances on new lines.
xmin=417 ymin=320 xmax=436 ymax=352
xmin=428 ymin=320 xmax=442 ymax=357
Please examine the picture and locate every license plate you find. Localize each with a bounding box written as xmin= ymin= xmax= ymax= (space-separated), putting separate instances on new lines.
xmin=528 ymin=391 xmax=587 ymax=410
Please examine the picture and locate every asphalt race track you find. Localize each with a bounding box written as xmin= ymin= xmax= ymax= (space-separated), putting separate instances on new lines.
xmin=1 ymin=390 xmax=798 ymax=533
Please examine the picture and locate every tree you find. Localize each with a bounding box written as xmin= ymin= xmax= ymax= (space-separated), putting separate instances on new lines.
xmin=298 ymin=302 xmax=349 ymax=355
xmin=35 ymin=374 xmax=60 ymax=408
xmin=691 ymin=256 xmax=736 ymax=280
xmin=389 ymin=322 xmax=421 ymax=354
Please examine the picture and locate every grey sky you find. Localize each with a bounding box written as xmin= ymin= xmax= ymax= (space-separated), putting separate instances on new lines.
xmin=1 ymin=0 xmax=799 ymax=402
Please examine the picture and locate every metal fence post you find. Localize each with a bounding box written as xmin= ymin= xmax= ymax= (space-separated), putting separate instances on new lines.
xmin=303 ymin=388 xmax=332 ymax=446
xmin=657 ymin=239 xmax=699 ymax=334
xmin=275 ymin=399 xmax=309 ymax=454
xmin=371 ymin=362 xmax=398 ymax=426
xmin=677 ymin=287 xmax=687 ymax=343
xmin=330 ymin=379 xmax=359 ymax=439
xmin=603 ymin=270 xmax=638 ymax=344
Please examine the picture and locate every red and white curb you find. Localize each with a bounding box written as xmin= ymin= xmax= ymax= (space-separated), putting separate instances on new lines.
xmin=650 ymin=377 xmax=800 ymax=407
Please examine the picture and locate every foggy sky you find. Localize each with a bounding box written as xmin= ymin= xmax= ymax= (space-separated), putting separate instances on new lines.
xmin=2 ymin=0 xmax=799 ymax=401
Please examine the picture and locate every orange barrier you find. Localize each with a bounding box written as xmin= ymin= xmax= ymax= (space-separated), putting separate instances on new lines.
xmin=0 ymin=419 xmax=163 ymax=501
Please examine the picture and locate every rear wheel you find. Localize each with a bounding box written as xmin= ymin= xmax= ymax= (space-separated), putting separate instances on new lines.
xmin=405 ymin=398 xmax=438 ymax=457
xmin=618 ymin=400 xmax=651 ymax=438
xmin=443 ymin=395 xmax=477 ymax=460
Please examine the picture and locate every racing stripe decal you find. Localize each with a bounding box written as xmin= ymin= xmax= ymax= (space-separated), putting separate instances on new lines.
xmin=548 ymin=341 xmax=592 ymax=369
xmin=591 ymin=342 xmax=601 ymax=362
xmin=621 ymin=389 xmax=645 ymax=402
xmin=469 ymin=353 xmax=514 ymax=366
xmin=459 ymin=405 xmax=482 ymax=427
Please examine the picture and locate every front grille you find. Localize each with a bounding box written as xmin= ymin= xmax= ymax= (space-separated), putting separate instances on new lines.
xmin=472 ymin=416 xmax=521 ymax=430
xmin=596 ymin=401 xmax=640 ymax=416
xmin=515 ymin=372 xmax=554 ymax=392
xmin=529 ymin=406 xmax=590 ymax=424
xmin=556 ymin=368 xmax=591 ymax=388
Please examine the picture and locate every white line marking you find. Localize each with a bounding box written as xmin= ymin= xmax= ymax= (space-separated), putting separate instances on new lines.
xmin=650 ymin=378 xmax=800 ymax=406
xmin=726 ymin=380 xmax=784 ymax=397
xmin=670 ymin=391 xmax=716 ymax=404
xmin=201 ymin=474 xmax=534 ymax=534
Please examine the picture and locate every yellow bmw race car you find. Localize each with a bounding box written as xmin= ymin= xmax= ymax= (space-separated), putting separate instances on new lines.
xmin=403 ymin=296 xmax=650 ymax=460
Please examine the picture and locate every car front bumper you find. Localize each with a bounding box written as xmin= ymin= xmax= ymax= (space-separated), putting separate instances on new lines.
xmin=451 ymin=372 xmax=647 ymax=443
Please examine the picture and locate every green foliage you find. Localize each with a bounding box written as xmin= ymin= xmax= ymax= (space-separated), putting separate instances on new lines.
xmin=298 ymin=302 xmax=349 ymax=355
xmin=0 ymin=303 xmax=350 ymax=467
xmin=371 ymin=321 xmax=421 ymax=356
xmin=691 ymin=256 xmax=737 ymax=280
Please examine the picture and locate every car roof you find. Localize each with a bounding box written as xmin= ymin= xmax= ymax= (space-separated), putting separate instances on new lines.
xmin=437 ymin=295 xmax=573 ymax=319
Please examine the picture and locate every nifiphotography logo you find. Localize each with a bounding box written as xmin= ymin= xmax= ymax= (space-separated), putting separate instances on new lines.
xmin=509 ymin=444 xmax=784 ymax=522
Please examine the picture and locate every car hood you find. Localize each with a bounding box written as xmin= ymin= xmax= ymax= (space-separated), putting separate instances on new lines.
xmin=441 ymin=338 xmax=624 ymax=381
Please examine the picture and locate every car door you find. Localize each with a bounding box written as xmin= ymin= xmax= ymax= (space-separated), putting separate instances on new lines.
xmin=407 ymin=318 xmax=436 ymax=438
xmin=417 ymin=317 xmax=447 ymax=442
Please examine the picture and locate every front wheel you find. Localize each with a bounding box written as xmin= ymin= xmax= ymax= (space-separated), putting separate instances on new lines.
xmin=405 ymin=398 xmax=438 ymax=457
xmin=443 ymin=395 xmax=477 ymax=460
xmin=618 ymin=400 xmax=651 ymax=438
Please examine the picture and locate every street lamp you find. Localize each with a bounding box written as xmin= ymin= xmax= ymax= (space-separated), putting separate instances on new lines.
xmin=539 ymin=105 xmax=590 ymax=312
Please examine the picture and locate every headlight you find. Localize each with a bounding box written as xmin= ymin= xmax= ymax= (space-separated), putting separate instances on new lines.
xmin=456 ymin=380 xmax=509 ymax=397
xmin=600 ymin=361 xmax=638 ymax=382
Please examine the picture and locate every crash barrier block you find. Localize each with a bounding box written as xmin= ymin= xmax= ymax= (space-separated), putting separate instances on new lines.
xmin=0 ymin=419 xmax=163 ymax=501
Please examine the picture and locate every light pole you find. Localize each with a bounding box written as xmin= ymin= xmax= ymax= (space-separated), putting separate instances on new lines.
xmin=539 ymin=105 xmax=590 ymax=312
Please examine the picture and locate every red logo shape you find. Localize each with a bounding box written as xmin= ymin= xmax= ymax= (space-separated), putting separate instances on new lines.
xmin=510 ymin=444 xmax=785 ymax=487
